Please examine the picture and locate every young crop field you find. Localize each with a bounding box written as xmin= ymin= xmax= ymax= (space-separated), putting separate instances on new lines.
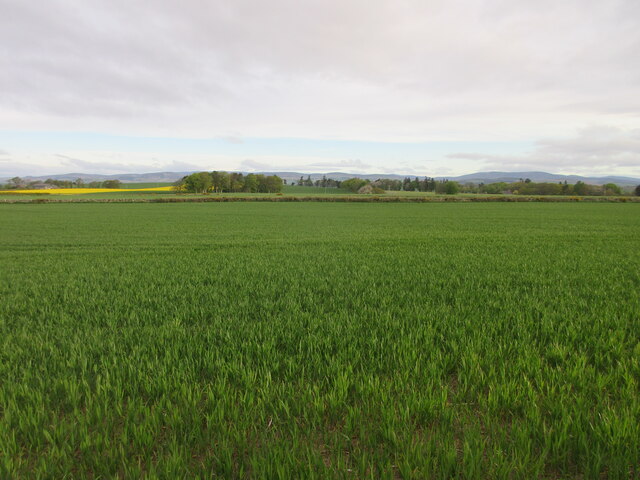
xmin=1 ymin=202 xmax=639 ymax=478
xmin=282 ymin=185 xmax=351 ymax=194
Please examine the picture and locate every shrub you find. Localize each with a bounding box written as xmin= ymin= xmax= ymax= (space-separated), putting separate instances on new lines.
xmin=436 ymin=181 xmax=460 ymax=195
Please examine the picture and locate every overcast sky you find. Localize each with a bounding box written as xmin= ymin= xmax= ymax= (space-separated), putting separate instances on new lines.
xmin=1 ymin=0 xmax=639 ymax=177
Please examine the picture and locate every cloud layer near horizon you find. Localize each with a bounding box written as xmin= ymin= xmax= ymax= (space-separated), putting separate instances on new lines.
xmin=1 ymin=0 xmax=639 ymax=175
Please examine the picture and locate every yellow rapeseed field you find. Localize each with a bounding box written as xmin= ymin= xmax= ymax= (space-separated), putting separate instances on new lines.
xmin=0 ymin=187 xmax=174 ymax=195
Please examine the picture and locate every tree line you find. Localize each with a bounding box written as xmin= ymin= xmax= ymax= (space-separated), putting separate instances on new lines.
xmin=175 ymin=171 xmax=284 ymax=194
xmin=294 ymin=176 xmax=440 ymax=192
xmin=295 ymin=176 xmax=343 ymax=188
xmin=339 ymin=177 xmax=457 ymax=194
xmin=1 ymin=177 xmax=122 ymax=189
xmin=306 ymin=176 xmax=638 ymax=196
xmin=463 ymin=179 xmax=628 ymax=196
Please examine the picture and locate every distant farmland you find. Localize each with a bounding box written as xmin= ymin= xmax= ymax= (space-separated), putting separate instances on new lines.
xmin=1 ymin=202 xmax=639 ymax=478
xmin=120 ymin=182 xmax=175 ymax=189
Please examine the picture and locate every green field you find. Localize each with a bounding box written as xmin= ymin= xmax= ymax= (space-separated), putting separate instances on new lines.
xmin=282 ymin=185 xmax=351 ymax=194
xmin=120 ymin=182 xmax=175 ymax=189
xmin=1 ymin=203 xmax=639 ymax=478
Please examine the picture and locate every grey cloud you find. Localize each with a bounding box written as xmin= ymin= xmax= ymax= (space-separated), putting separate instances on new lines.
xmin=2 ymin=0 xmax=640 ymax=176
xmin=535 ymin=126 xmax=640 ymax=157
xmin=0 ymin=1 xmax=231 ymax=122
xmin=1 ymin=0 xmax=639 ymax=141
xmin=447 ymin=126 xmax=640 ymax=174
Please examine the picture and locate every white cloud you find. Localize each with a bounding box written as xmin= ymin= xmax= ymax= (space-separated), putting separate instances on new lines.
xmin=238 ymin=159 xmax=272 ymax=171
xmin=308 ymin=159 xmax=373 ymax=170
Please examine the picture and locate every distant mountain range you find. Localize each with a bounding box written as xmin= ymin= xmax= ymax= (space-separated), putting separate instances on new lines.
xmin=3 ymin=170 xmax=640 ymax=186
